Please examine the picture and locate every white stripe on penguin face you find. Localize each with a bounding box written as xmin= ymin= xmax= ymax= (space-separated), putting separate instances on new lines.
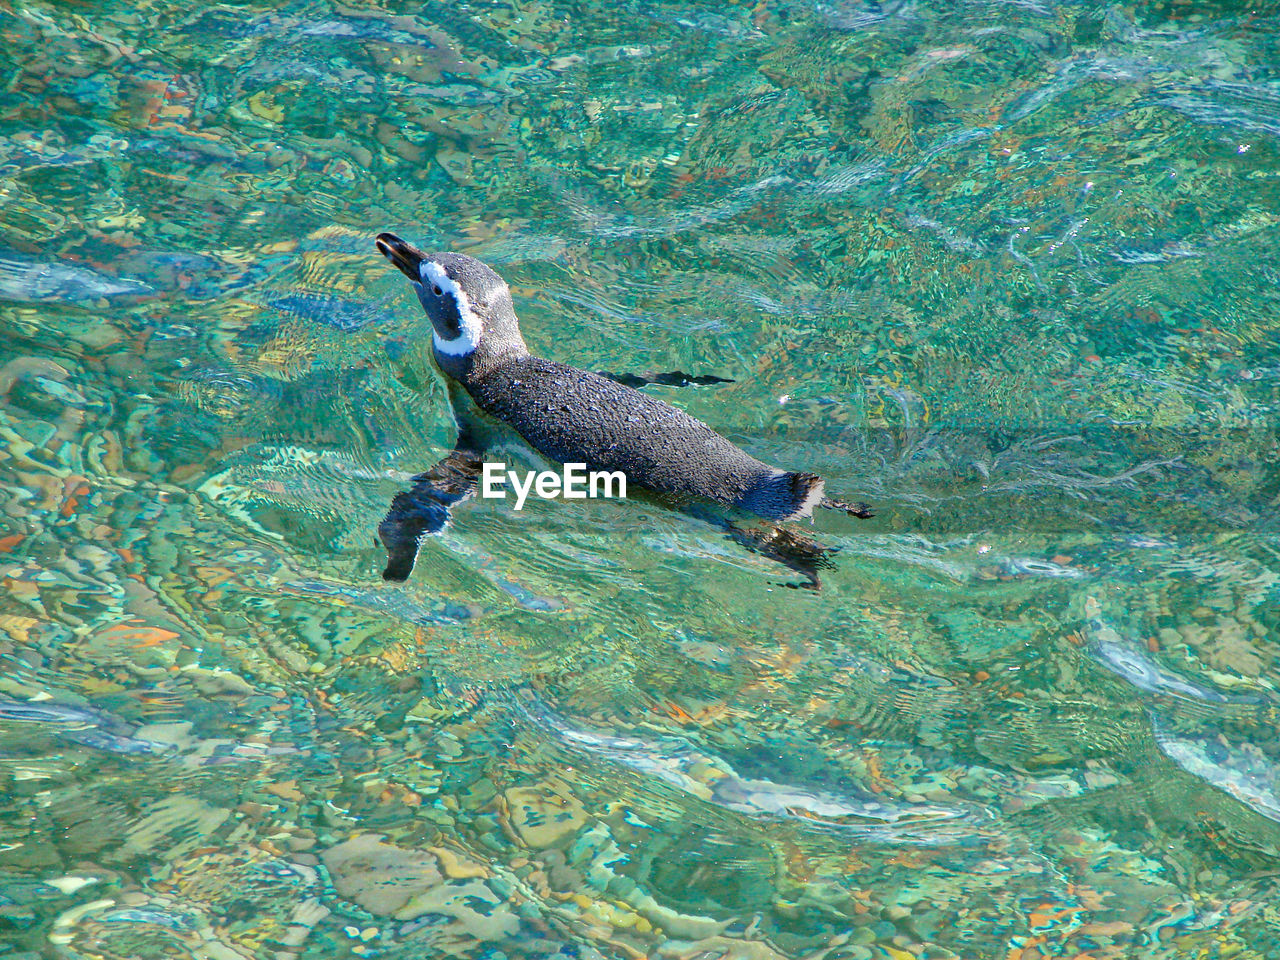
xmin=419 ymin=260 xmax=482 ymax=357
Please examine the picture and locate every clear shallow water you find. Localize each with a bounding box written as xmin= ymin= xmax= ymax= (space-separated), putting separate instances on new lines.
xmin=1 ymin=0 xmax=1280 ymax=956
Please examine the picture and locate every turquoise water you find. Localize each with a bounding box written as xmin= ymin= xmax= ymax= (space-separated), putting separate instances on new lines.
xmin=2 ymin=0 xmax=1280 ymax=956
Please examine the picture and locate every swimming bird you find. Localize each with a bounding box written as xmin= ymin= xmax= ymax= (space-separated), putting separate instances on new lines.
xmin=374 ymin=233 xmax=871 ymax=583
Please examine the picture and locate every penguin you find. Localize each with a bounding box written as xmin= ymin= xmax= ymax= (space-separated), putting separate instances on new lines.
xmin=373 ymin=233 xmax=872 ymax=583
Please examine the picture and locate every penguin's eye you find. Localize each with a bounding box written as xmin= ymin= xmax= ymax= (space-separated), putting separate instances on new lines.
xmin=432 ymin=284 xmax=443 ymax=296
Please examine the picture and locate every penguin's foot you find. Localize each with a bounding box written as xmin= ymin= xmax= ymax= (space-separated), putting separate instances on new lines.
xmin=596 ymin=370 xmax=735 ymax=389
xmin=727 ymin=522 xmax=837 ymax=591
xmin=821 ymin=496 xmax=874 ymax=519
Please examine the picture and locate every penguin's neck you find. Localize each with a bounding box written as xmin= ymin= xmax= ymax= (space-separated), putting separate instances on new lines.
xmin=438 ymin=339 xmax=529 ymax=389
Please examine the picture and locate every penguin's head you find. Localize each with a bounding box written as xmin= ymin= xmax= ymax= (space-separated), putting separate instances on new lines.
xmin=376 ymin=233 xmax=527 ymax=376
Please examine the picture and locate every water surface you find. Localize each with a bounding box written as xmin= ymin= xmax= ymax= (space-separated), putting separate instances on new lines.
xmin=2 ymin=1 xmax=1280 ymax=957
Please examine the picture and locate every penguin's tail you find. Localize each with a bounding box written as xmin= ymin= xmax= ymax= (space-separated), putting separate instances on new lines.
xmin=784 ymin=471 xmax=827 ymax=521
xmin=741 ymin=470 xmax=826 ymax=521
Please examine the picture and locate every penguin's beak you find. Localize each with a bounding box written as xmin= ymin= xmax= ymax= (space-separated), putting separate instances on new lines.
xmin=375 ymin=232 xmax=426 ymax=283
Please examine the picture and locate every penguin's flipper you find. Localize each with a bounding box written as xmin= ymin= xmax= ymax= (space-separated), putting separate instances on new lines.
xmin=728 ymin=522 xmax=837 ymax=591
xmin=596 ymin=370 xmax=735 ymax=389
xmin=821 ymin=495 xmax=875 ymax=519
xmin=379 ymin=444 xmax=485 ymax=582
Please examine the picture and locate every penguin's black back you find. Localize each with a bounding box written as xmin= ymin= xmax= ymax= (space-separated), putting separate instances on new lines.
xmin=467 ymin=356 xmax=822 ymax=520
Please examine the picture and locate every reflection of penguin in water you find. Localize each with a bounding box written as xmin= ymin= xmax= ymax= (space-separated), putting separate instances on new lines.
xmin=374 ymin=233 xmax=872 ymax=586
